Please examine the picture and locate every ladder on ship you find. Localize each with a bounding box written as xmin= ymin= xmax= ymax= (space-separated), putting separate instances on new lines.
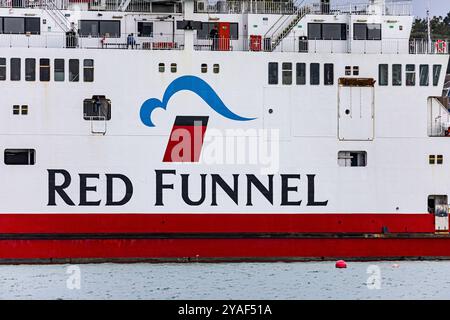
xmin=43 ymin=0 xmax=71 ymax=33
xmin=263 ymin=0 xmax=311 ymax=52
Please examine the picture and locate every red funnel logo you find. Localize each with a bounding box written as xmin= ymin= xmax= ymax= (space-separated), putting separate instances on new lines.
xmin=163 ymin=116 xmax=209 ymax=162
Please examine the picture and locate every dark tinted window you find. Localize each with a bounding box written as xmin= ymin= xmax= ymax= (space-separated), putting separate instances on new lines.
xmin=324 ymin=63 xmax=334 ymax=85
xmin=353 ymin=23 xmax=366 ymax=40
xmin=379 ymin=64 xmax=388 ymax=86
xmin=310 ymin=63 xmax=320 ymax=85
xmin=83 ymin=59 xmax=94 ymax=82
xmin=296 ymin=63 xmax=306 ymax=85
xmin=4 ymin=149 xmax=35 ymax=165
xmin=137 ymin=22 xmax=153 ymax=37
xmin=79 ymin=20 xmax=98 ymax=37
xmin=367 ymin=24 xmax=381 ymax=40
xmin=0 ymin=18 xmax=3 ymax=34
xmin=54 ymin=59 xmax=64 ymax=82
xmin=419 ymin=64 xmax=429 ymax=86
xmin=433 ymin=65 xmax=442 ymax=86
xmin=25 ymin=17 xmax=40 ymax=34
xmin=69 ymin=59 xmax=79 ymax=82
xmin=392 ymin=64 xmax=402 ymax=86
xmin=406 ymin=64 xmax=415 ymax=86
xmin=10 ymin=58 xmax=20 ymax=81
xmin=282 ymin=62 xmax=292 ymax=85
xmin=268 ymin=62 xmax=278 ymax=85
xmin=322 ymin=24 xmax=346 ymax=40
xmin=25 ymin=58 xmax=35 ymax=81
xmin=0 ymin=58 xmax=5 ymax=81
xmin=39 ymin=58 xmax=50 ymax=81
xmin=4 ymin=17 xmax=24 ymax=34
xmin=308 ymin=23 xmax=322 ymax=40
xmin=99 ymin=21 xmax=120 ymax=38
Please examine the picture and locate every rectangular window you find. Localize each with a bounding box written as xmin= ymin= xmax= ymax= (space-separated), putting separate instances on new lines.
xmin=345 ymin=66 xmax=351 ymax=76
xmin=83 ymin=97 xmax=111 ymax=121
xmin=310 ymin=63 xmax=320 ymax=85
xmin=13 ymin=105 xmax=20 ymax=115
xmin=54 ymin=59 xmax=65 ymax=82
xmin=0 ymin=17 xmax=2 ymax=34
xmin=392 ymin=64 xmax=402 ymax=86
xmin=25 ymin=17 xmax=40 ymax=34
xmin=433 ymin=65 xmax=442 ymax=86
xmin=39 ymin=58 xmax=50 ymax=82
xmin=307 ymin=23 xmax=322 ymax=40
xmin=322 ymin=23 xmax=347 ymax=40
xmin=3 ymin=17 xmax=24 ymax=34
xmin=10 ymin=58 xmax=20 ymax=81
xmin=213 ymin=64 xmax=220 ymax=74
xmin=69 ymin=59 xmax=79 ymax=82
xmin=338 ymin=151 xmax=367 ymax=167
xmin=324 ymin=63 xmax=334 ymax=85
xmin=296 ymin=63 xmax=306 ymax=85
xmin=83 ymin=59 xmax=94 ymax=82
xmin=406 ymin=64 xmax=415 ymax=86
xmin=282 ymin=62 xmax=292 ymax=85
xmin=420 ymin=64 xmax=429 ymax=86
xmin=268 ymin=62 xmax=278 ymax=85
xmin=79 ymin=20 xmax=120 ymax=38
xmin=354 ymin=23 xmax=381 ymax=40
xmin=0 ymin=58 xmax=6 ymax=81
xmin=353 ymin=66 xmax=359 ymax=76
xmin=137 ymin=21 xmax=153 ymax=37
xmin=4 ymin=149 xmax=35 ymax=165
xmin=25 ymin=58 xmax=35 ymax=81
xmin=379 ymin=64 xmax=388 ymax=86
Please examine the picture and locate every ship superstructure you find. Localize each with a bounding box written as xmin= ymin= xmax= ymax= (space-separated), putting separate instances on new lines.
xmin=0 ymin=0 xmax=449 ymax=262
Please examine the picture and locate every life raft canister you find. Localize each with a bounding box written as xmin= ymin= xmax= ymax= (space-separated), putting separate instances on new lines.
xmin=435 ymin=39 xmax=447 ymax=53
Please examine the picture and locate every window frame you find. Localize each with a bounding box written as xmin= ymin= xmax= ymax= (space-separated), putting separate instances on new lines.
xmin=310 ymin=63 xmax=320 ymax=85
xmin=268 ymin=62 xmax=278 ymax=85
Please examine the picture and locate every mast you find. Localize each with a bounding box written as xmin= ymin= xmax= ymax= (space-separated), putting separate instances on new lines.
xmin=427 ymin=0 xmax=432 ymax=53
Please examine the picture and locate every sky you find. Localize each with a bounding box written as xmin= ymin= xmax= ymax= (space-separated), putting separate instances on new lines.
xmin=413 ymin=0 xmax=450 ymax=17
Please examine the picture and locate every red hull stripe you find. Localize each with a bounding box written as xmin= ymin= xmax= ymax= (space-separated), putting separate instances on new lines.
xmin=1 ymin=238 xmax=450 ymax=260
xmin=0 ymin=213 xmax=435 ymax=234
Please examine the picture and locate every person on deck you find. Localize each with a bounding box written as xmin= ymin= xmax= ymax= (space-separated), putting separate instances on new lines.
xmin=209 ymin=25 xmax=219 ymax=51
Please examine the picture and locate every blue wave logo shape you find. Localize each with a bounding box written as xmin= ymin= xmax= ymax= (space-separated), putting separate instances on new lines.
xmin=140 ymin=75 xmax=256 ymax=127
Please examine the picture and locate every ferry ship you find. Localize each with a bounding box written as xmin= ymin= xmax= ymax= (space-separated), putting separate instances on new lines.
xmin=0 ymin=0 xmax=449 ymax=263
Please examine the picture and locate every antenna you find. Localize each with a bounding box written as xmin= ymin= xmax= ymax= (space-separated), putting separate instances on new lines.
xmin=427 ymin=0 xmax=432 ymax=52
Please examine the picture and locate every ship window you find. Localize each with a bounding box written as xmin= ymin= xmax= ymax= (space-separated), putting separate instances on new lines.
xmin=379 ymin=64 xmax=388 ymax=86
xmin=268 ymin=62 xmax=278 ymax=85
xmin=137 ymin=21 xmax=153 ymax=37
xmin=79 ymin=20 xmax=120 ymax=38
xmin=322 ymin=24 xmax=347 ymax=40
xmin=12 ymin=105 xmax=28 ymax=115
xmin=429 ymin=155 xmax=436 ymax=164
xmin=21 ymin=105 xmax=28 ymax=115
xmin=428 ymin=195 xmax=448 ymax=215
xmin=39 ymin=58 xmax=50 ymax=82
xmin=25 ymin=58 xmax=35 ymax=81
xmin=282 ymin=62 xmax=292 ymax=85
xmin=0 ymin=18 xmax=2 ymax=33
xmin=54 ymin=59 xmax=65 ymax=82
xmin=10 ymin=58 xmax=20 ymax=81
xmin=12 ymin=105 xmax=19 ymax=115
xmin=406 ymin=64 xmax=415 ymax=86
xmin=310 ymin=63 xmax=320 ymax=85
xmin=83 ymin=59 xmax=94 ymax=82
xmin=25 ymin=17 xmax=40 ymax=35
xmin=353 ymin=66 xmax=359 ymax=76
xmin=0 ymin=58 xmax=5 ymax=81
xmin=433 ymin=65 xmax=442 ymax=86
xmin=83 ymin=96 xmax=111 ymax=121
xmin=4 ymin=17 xmax=24 ymax=34
xmin=4 ymin=149 xmax=35 ymax=165
xmin=213 ymin=64 xmax=220 ymax=74
xmin=69 ymin=59 xmax=79 ymax=82
xmin=437 ymin=155 xmax=443 ymax=165
xmin=338 ymin=151 xmax=367 ymax=167
xmin=201 ymin=63 xmax=207 ymax=73
xmin=324 ymin=63 xmax=334 ymax=85
xmin=296 ymin=63 xmax=306 ymax=85
xmin=158 ymin=63 xmax=165 ymax=73
xmin=420 ymin=64 xmax=429 ymax=86
xmin=345 ymin=66 xmax=351 ymax=76
xmin=392 ymin=64 xmax=402 ymax=86
xmin=308 ymin=23 xmax=322 ymax=40
xmin=353 ymin=23 xmax=381 ymax=40
xmin=170 ymin=63 xmax=177 ymax=73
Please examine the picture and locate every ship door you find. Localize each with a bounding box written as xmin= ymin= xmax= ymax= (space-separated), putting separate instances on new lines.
xmin=338 ymin=78 xmax=375 ymax=141
xmin=428 ymin=195 xmax=449 ymax=232
xmin=218 ymin=22 xmax=231 ymax=51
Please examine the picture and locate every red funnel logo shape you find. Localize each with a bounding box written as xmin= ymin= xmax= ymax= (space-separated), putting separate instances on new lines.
xmin=163 ymin=116 xmax=209 ymax=162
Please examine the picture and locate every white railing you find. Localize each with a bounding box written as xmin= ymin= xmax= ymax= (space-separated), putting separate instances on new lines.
xmin=310 ymin=0 xmax=412 ymax=16
xmin=195 ymin=0 xmax=298 ymax=14
xmin=0 ymin=32 xmax=185 ymax=50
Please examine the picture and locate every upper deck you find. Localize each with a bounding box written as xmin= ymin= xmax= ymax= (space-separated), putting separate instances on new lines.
xmin=0 ymin=0 xmax=447 ymax=55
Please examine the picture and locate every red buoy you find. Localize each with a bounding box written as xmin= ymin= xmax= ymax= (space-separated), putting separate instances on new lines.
xmin=335 ymin=260 xmax=347 ymax=268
